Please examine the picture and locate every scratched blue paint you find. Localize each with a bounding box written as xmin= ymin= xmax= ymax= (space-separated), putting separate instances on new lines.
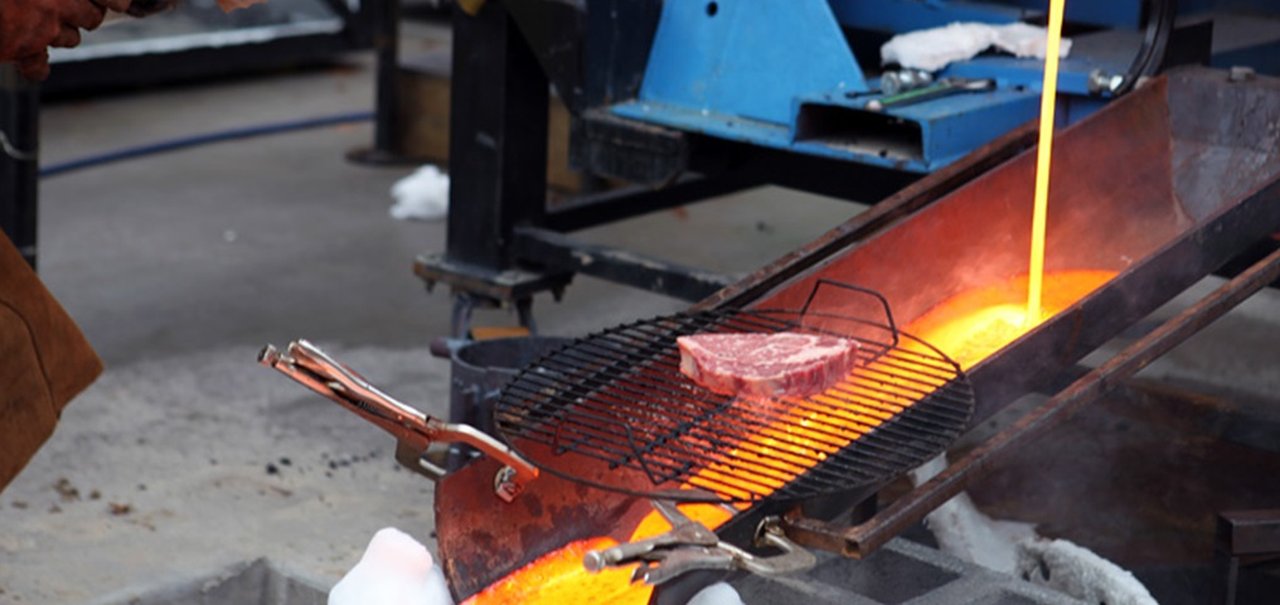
xmin=799 ymin=84 xmax=1043 ymax=164
xmin=615 ymin=84 xmax=1042 ymax=173
xmin=639 ymin=0 xmax=869 ymax=125
xmin=613 ymin=98 xmax=934 ymax=171
xmin=614 ymin=81 xmax=1104 ymax=173
xmin=613 ymin=0 xmax=1129 ymax=173
xmin=941 ymin=56 xmax=1126 ymax=96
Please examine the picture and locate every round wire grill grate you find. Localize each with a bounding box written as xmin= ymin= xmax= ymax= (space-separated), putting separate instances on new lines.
xmin=494 ymin=301 xmax=975 ymax=504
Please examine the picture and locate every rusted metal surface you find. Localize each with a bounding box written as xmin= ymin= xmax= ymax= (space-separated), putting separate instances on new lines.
xmin=780 ymin=245 xmax=1280 ymax=559
xmin=433 ymin=67 xmax=1280 ymax=602
xmin=1214 ymin=509 xmax=1280 ymax=605
xmin=966 ymin=381 xmax=1280 ymax=569
xmin=435 ymin=453 xmax=654 ymax=600
xmin=1218 ymin=510 xmax=1280 ymax=558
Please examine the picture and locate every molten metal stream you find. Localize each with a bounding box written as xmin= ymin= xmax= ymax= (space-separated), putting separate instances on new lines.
xmin=1027 ymin=0 xmax=1068 ymax=323
xmin=463 ymin=270 xmax=1114 ymax=604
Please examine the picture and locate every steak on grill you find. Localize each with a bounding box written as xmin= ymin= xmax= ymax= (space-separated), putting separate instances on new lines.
xmin=676 ymin=332 xmax=861 ymax=399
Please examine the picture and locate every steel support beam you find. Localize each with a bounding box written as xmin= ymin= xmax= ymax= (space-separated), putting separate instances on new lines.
xmin=0 ymin=67 xmax=39 ymax=269
xmin=446 ymin=1 xmax=549 ymax=270
xmin=513 ymin=226 xmax=733 ymax=302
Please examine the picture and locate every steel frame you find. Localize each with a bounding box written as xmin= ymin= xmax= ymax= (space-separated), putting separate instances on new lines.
xmin=0 ymin=67 xmax=39 ymax=269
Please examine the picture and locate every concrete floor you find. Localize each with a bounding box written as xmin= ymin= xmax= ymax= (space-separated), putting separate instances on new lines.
xmin=4 ymin=23 xmax=1280 ymax=605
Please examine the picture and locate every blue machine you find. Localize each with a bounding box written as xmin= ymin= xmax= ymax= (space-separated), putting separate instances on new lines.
xmin=423 ymin=0 xmax=1280 ymax=327
xmin=609 ymin=0 xmax=1168 ymax=173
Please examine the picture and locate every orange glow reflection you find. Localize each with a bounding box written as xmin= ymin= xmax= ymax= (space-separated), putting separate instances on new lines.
xmin=461 ymin=537 xmax=652 ymax=605
xmin=908 ymin=270 xmax=1115 ymax=369
xmin=463 ymin=270 xmax=1115 ymax=604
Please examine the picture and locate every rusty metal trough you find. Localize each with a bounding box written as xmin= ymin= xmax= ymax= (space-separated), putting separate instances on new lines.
xmin=434 ymin=67 xmax=1280 ymax=603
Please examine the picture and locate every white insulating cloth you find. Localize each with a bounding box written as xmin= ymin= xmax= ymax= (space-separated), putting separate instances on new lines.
xmin=329 ymin=527 xmax=455 ymax=605
xmin=909 ymin=455 xmax=1038 ymax=573
xmin=910 ymin=455 xmax=1156 ymax=605
xmin=1017 ymin=539 xmax=1158 ymax=605
xmin=881 ymin=22 xmax=1073 ymax=72
xmin=687 ymin=582 xmax=747 ymax=605
xmin=390 ymin=165 xmax=450 ymax=222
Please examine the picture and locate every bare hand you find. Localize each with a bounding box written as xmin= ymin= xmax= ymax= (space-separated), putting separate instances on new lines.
xmin=16 ymin=51 xmax=51 ymax=81
xmin=0 ymin=0 xmax=106 ymax=80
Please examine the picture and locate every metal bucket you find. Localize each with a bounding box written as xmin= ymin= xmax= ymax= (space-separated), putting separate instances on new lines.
xmin=432 ymin=336 xmax=571 ymax=468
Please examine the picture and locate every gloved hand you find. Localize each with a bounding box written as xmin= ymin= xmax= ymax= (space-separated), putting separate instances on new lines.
xmin=0 ymin=0 xmax=107 ymax=80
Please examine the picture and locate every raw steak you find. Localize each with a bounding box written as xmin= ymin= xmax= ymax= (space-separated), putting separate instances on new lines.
xmin=676 ymin=332 xmax=861 ymax=399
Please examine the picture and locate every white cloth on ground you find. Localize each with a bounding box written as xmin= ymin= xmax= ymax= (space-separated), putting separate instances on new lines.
xmin=909 ymin=455 xmax=1156 ymax=605
xmin=390 ymin=165 xmax=450 ymax=222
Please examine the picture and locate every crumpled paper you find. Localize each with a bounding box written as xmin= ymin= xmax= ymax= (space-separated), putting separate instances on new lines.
xmin=881 ymin=21 xmax=1072 ymax=72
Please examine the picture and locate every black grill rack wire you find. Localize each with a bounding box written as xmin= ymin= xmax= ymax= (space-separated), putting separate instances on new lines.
xmin=494 ymin=280 xmax=975 ymax=504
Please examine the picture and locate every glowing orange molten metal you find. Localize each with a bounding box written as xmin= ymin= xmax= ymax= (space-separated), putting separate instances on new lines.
xmin=908 ymin=270 xmax=1115 ymax=369
xmin=461 ymin=537 xmax=652 ymax=605
xmin=464 ymin=269 xmax=1115 ymax=604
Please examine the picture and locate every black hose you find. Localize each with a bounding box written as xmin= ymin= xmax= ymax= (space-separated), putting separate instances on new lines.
xmin=40 ymin=110 xmax=373 ymax=179
xmin=1114 ymin=0 xmax=1177 ymax=95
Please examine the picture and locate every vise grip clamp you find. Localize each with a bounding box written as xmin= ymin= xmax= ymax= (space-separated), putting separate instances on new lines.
xmin=258 ymin=339 xmax=538 ymax=502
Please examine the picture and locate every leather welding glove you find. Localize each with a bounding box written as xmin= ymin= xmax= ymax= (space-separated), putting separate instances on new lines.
xmin=0 ymin=0 xmax=107 ymax=80
xmin=0 ymin=234 xmax=102 ymax=492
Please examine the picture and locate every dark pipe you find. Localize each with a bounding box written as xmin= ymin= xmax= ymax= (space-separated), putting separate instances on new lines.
xmin=0 ymin=67 xmax=39 ymax=268
xmin=40 ymin=111 xmax=372 ymax=179
xmin=1116 ymin=0 xmax=1176 ymax=95
xmin=347 ymin=0 xmax=410 ymax=164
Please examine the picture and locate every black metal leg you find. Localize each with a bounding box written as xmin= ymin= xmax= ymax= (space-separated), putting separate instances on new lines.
xmin=451 ymin=292 xmax=477 ymax=339
xmin=1214 ymin=510 xmax=1280 ymax=605
xmin=446 ymin=1 xmax=549 ymax=271
xmin=347 ymin=0 xmax=410 ymax=165
xmin=515 ymin=297 xmax=536 ymax=334
xmin=0 ymin=66 xmax=39 ymax=269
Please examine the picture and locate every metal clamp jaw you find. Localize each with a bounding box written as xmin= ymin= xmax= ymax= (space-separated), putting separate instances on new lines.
xmin=584 ymin=500 xmax=816 ymax=585
xmin=258 ymin=340 xmax=539 ymax=502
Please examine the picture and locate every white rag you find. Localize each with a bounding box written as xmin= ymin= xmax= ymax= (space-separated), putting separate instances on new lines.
xmin=910 ymin=455 xmax=1157 ymax=605
xmin=881 ymin=22 xmax=1072 ymax=72
xmin=688 ymin=582 xmax=747 ymax=605
xmin=329 ymin=527 xmax=455 ymax=605
xmin=390 ymin=165 xmax=451 ymax=222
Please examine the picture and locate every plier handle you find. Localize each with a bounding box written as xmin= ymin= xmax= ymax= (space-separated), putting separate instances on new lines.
xmin=258 ymin=339 xmax=538 ymax=502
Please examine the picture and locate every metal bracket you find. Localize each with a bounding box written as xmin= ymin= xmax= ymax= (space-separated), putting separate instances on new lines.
xmin=513 ymin=227 xmax=734 ymax=303
xmin=584 ymin=501 xmax=816 ymax=586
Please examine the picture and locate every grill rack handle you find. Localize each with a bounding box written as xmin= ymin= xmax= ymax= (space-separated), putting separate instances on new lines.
xmin=798 ymin=279 xmax=899 ymax=347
